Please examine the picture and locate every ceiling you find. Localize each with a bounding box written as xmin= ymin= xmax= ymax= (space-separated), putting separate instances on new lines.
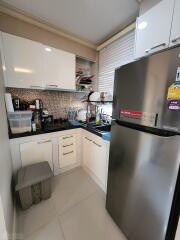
xmin=2 ymin=0 xmax=139 ymax=45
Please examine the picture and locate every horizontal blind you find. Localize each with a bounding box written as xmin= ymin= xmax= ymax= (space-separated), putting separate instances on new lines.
xmin=98 ymin=30 xmax=135 ymax=94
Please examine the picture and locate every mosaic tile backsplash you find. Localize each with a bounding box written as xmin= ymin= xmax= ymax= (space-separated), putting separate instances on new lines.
xmin=6 ymin=88 xmax=87 ymax=119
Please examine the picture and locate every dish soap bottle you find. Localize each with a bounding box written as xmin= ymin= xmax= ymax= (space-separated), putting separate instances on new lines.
xmin=96 ymin=107 xmax=101 ymax=125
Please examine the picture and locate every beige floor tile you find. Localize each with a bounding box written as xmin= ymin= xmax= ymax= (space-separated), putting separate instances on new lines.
xmin=25 ymin=219 xmax=64 ymax=240
xmin=51 ymin=168 xmax=99 ymax=215
xmin=52 ymin=167 xmax=95 ymax=191
xmin=17 ymin=199 xmax=57 ymax=237
xmin=59 ymin=192 xmax=126 ymax=240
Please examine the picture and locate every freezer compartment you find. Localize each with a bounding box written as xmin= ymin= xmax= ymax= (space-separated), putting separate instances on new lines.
xmin=113 ymin=46 xmax=180 ymax=131
xmin=106 ymin=121 xmax=180 ymax=240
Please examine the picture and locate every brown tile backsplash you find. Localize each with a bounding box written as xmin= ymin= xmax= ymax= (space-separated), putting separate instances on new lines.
xmin=6 ymin=88 xmax=87 ymax=119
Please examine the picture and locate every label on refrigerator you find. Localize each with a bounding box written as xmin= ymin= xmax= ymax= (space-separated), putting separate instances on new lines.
xmin=120 ymin=109 xmax=157 ymax=126
xmin=175 ymin=67 xmax=180 ymax=82
xmin=168 ymin=100 xmax=180 ymax=110
xmin=167 ymin=68 xmax=180 ymax=110
xmin=167 ymin=83 xmax=180 ymax=100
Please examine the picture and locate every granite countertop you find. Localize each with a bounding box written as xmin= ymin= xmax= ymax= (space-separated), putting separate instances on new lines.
xmin=9 ymin=121 xmax=111 ymax=141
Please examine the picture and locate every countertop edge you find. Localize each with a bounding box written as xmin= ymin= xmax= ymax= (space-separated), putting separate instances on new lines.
xmin=9 ymin=125 xmax=111 ymax=141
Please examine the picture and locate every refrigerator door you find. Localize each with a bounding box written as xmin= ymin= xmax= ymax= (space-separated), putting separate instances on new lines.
xmin=113 ymin=46 xmax=180 ymax=132
xmin=106 ymin=121 xmax=180 ymax=240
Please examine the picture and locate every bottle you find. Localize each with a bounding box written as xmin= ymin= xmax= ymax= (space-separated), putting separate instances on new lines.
xmin=96 ymin=107 xmax=101 ymax=125
xmin=32 ymin=122 xmax=36 ymax=132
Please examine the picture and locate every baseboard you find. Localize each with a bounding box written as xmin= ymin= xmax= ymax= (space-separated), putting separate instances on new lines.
xmin=83 ymin=165 xmax=106 ymax=193
xmin=54 ymin=162 xmax=81 ymax=176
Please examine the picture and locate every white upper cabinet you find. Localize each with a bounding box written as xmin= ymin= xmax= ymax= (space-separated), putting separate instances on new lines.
xmin=44 ymin=45 xmax=76 ymax=90
xmin=134 ymin=0 xmax=175 ymax=59
xmin=170 ymin=0 xmax=180 ymax=47
xmin=1 ymin=32 xmax=44 ymax=89
xmin=1 ymin=32 xmax=76 ymax=91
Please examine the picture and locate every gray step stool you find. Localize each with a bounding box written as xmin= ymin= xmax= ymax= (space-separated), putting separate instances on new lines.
xmin=15 ymin=161 xmax=53 ymax=210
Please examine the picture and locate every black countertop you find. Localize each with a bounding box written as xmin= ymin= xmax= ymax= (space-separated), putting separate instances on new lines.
xmin=9 ymin=122 xmax=104 ymax=139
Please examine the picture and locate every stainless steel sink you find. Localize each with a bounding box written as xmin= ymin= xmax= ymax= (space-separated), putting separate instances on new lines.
xmin=94 ymin=124 xmax=111 ymax=132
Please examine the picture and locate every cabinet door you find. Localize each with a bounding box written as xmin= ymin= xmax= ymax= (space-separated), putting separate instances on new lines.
xmin=59 ymin=134 xmax=76 ymax=168
xmin=2 ymin=32 xmax=44 ymax=89
xmin=170 ymin=0 xmax=180 ymax=47
xmin=83 ymin=134 xmax=107 ymax=187
xmin=44 ymin=45 xmax=75 ymax=90
xmin=91 ymin=139 xmax=106 ymax=186
xmin=20 ymin=140 xmax=53 ymax=170
xmin=134 ymin=0 xmax=174 ymax=59
xmin=83 ymin=136 xmax=93 ymax=170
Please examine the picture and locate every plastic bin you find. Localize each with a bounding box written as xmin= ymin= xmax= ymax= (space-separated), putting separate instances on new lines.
xmin=8 ymin=111 xmax=32 ymax=134
xmin=15 ymin=162 xmax=53 ymax=210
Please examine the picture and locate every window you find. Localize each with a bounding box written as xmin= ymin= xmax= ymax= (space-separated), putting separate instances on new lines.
xmin=98 ymin=30 xmax=135 ymax=94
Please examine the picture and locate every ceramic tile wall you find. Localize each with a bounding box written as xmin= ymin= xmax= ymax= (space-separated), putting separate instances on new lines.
xmin=6 ymin=88 xmax=87 ymax=119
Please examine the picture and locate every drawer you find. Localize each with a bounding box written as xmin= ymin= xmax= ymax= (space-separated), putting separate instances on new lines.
xmin=62 ymin=144 xmax=74 ymax=154
xmin=59 ymin=150 xmax=76 ymax=168
xmin=61 ymin=135 xmax=75 ymax=145
xmin=59 ymin=134 xmax=76 ymax=168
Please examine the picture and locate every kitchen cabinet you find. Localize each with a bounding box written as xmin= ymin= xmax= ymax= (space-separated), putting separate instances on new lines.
xmin=10 ymin=129 xmax=81 ymax=176
xmin=0 ymin=32 xmax=76 ymax=90
xmin=9 ymin=128 xmax=110 ymax=192
xmin=1 ymin=32 xmax=44 ymax=89
xmin=58 ymin=134 xmax=77 ymax=168
xmin=20 ymin=139 xmax=53 ymax=171
xmin=82 ymin=131 xmax=110 ymax=191
xmin=44 ymin=45 xmax=76 ymax=90
xmin=170 ymin=0 xmax=180 ymax=47
xmin=134 ymin=0 xmax=174 ymax=59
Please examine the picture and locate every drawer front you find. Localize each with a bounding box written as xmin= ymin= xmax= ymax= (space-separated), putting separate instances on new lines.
xmin=60 ymin=150 xmax=76 ymax=168
xmin=62 ymin=135 xmax=75 ymax=145
xmin=59 ymin=134 xmax=76 ymax=168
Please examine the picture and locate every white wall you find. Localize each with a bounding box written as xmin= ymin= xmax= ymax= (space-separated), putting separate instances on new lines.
xmin=140 ymin=0 xmax=161 ymax=15
xmin=0 ymin=49 xmax=13 ymax=237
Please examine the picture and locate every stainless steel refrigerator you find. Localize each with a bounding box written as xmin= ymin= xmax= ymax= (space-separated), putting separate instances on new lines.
xmin=106 ymin=46 xmax=180 ymax=240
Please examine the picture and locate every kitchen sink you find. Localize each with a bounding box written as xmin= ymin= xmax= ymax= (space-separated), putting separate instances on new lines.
xmin=94 ymin=124 xmax=111 ymax=132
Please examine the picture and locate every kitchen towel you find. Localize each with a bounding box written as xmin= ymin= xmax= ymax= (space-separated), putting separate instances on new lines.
xmin=5 ymin=93 xmax=14 ymax=112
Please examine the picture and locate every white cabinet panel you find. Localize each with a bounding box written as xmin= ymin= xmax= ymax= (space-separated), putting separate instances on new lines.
xmin=91 ymin=140 xmax=107 ymax=186
xmin=134 ymin=0 xmax=174 ymax=59
xmin=170 ymin=0 xmax=180 ymax=47
xmin=2 ymin=32 xmax=44 ymax=89
xmin=20 ymin=139 xmax=53 ymax=170
xmin=59 ymin=134 xmax=76 ymax=168
xmin=82 ymin=132 xmax=108 ymax=190
xmin=83 ymin=136 xmax=93 ymax=171
xmin=44 ymin=45 xmax=75 ymax=90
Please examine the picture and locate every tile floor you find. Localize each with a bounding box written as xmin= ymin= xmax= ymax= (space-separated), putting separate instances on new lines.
xmin=16 ymin=167 xmax=126 ymax=240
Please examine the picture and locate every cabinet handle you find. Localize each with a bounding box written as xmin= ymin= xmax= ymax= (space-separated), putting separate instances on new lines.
xmin=37 ymin=140 xmax=51 ymax=144
xmin=63 ymin=136 xmax=73 ymax=140
xmin=30 ymin=85 xmax=44 ymax=89
xmin=46 ymin=84 xmax=58 ymax=88
xmin=63 ymin=143 xmax=73 ymax=147
xmin=145 ymin=43 xmax=166 ymax=53
xmin=93 ymin=141 xmax=102 ymax=147
xmin=172 ymin=37 xmax=180 ymax=43
xmin=85 ymin=137 xmax=92 ymax=142
xmin=63 ymin=151 xmax=74 ymax=155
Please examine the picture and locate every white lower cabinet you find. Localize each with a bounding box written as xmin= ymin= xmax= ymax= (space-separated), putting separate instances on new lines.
xmin=58 ymin=134 xmax=77 ymax=168
xmin=10 ymin=129 xmax=81 ymax=176
xmin=10 ymin=128 xmax=110 ymax=192
xmin=20 ymin=139 xmax=53 ymax=170
xmin=83 ymin=131 xmax=110 ymax=192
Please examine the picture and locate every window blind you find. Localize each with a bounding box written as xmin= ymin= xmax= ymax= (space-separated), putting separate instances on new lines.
xmin=98 ymin=30 xmax=135 ymax=94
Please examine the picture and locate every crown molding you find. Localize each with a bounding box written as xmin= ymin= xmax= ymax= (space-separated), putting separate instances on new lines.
xmin=0 ymin=1 xmax=97 ymax=49
xmin=97 ymin=22 xmax=136 ymax=51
